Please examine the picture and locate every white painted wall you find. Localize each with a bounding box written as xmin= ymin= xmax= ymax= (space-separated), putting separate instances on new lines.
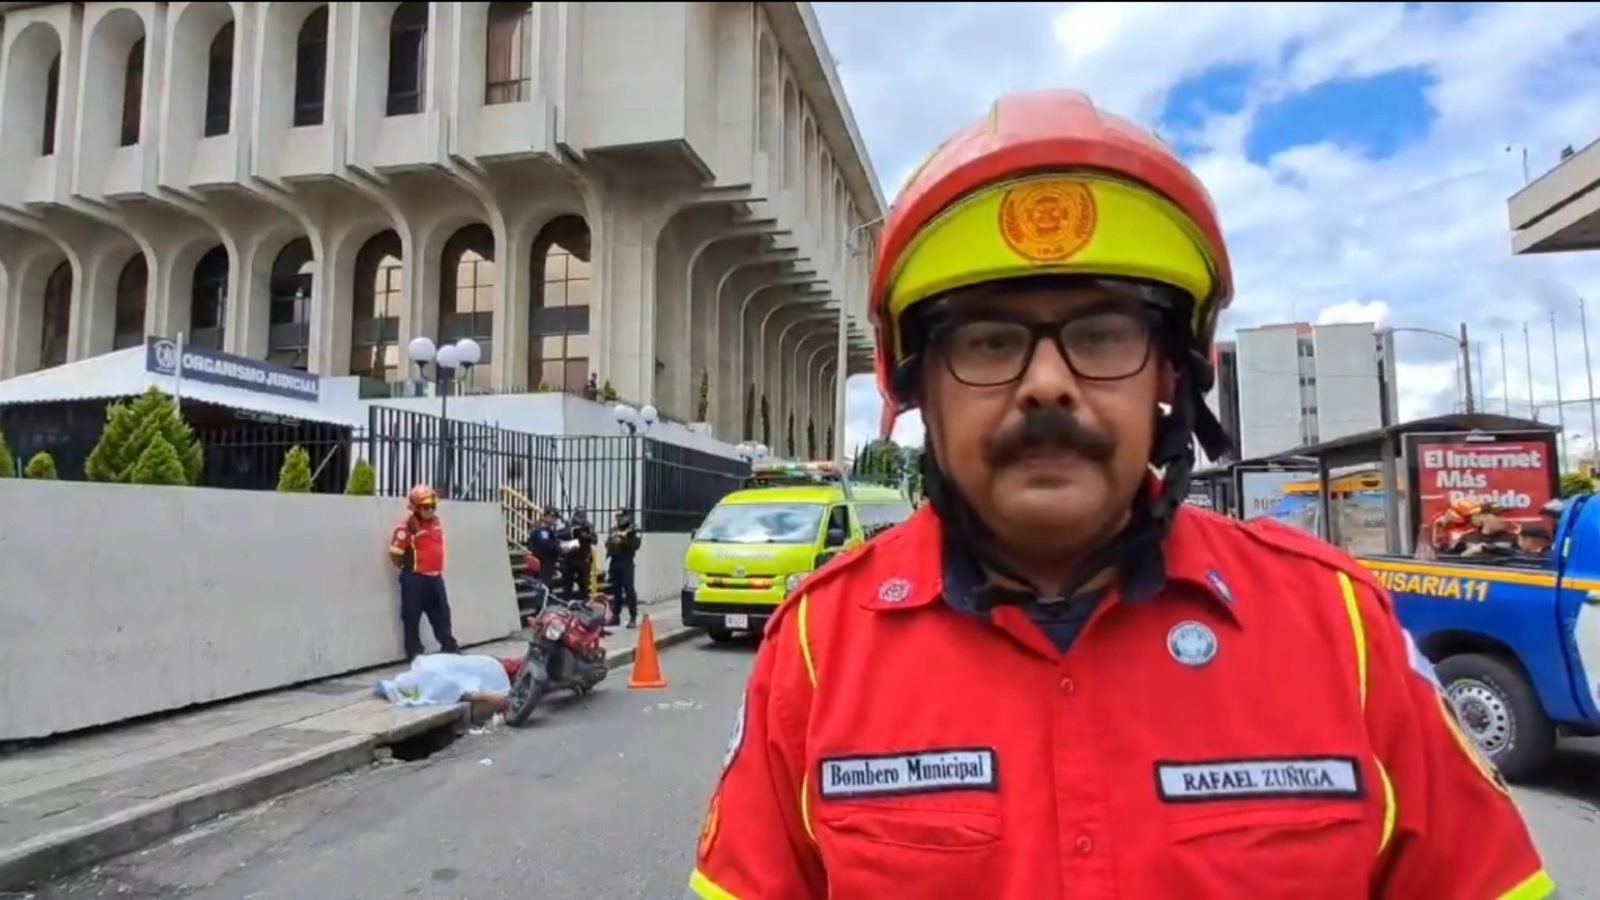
xmin=1237 ymin=326 xmax=1305 ymax=459
xmin=0 ymin=481 xmax=520 ymax=740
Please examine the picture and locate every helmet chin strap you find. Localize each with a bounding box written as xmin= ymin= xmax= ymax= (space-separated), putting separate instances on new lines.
xmin=926 ymin=348 xmax=1231 ymax=611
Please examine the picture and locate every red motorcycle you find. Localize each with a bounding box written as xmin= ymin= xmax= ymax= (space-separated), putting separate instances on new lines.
xmin=505 ymin=589 xmax=613 ymax=726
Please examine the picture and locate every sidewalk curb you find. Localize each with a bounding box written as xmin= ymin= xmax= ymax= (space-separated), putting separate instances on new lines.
xmin=0 ymin=624 xmax=700 ymax=891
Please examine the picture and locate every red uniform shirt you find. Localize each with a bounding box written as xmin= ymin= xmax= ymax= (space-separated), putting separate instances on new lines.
xmin=389 ymin=515 xmax=445 ymax=575
xmin=688 ymin=505 xmax=1552 ymax=900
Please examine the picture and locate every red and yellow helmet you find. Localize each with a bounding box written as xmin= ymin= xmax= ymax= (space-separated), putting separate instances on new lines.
xmin=408 ymin=484 xmax=439 ymax=510
xmin=869 ymin=89 xmax=1235 ymax=434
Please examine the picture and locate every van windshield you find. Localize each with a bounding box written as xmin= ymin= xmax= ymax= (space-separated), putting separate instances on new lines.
xmin=697 ymin=503 xmax=825 ymax=544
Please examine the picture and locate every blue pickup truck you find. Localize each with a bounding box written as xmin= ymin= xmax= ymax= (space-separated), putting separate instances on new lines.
xmin=1360 ymin=494 xmax=1600 ymax=780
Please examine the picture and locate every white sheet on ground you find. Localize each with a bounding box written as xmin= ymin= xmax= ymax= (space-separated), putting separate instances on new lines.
xmin=375 ymin=654 xmax=513 ymax=707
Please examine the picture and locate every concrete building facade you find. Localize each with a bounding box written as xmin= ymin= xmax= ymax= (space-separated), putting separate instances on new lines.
xmin=0 ymin=0 xmax=882 ymax=445
xmin=1229 ymin=322 xmax=1398 ymax=460
xmin=1507 ymin=137 xmax=1600 ymax=255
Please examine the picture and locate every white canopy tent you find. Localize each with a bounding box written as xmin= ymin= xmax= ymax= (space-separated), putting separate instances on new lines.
xmin=0 ymin=347 xmax=361 ymax=428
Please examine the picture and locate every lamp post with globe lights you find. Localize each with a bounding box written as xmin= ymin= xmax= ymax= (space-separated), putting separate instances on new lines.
xmin=735 ymin=441 xmax=769 ymax=466
xmin=613 ymin=402 xmax=658 ymax=525
xmin=406 ymin=336 xmax=482 ymax=497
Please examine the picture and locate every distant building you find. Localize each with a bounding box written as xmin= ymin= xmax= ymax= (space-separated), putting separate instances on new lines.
xmin=1210 ymin=322 xmax=1399 ymax=461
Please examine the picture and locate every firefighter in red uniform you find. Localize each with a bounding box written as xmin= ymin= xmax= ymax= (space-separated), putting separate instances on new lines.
xmin=686 ymin=90 xmax=1552 ymax=899
xmin=389 ymin=484 xmax=460 ymax=662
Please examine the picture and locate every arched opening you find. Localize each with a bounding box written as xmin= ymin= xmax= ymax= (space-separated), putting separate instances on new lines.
xmin=114 ymin=254 xmax=147 ymax=350
xmin=267 ymin=238 xmax=314 ymax=370
xmin=803 ymin=120 xmax=817 ymax=220
xmin=387 ymin=2 xmax=429 ymax=116
xmin=204 ymin=22 xmax=235 ymax=137
xmin=485 ymin=1 xmax=532 ymax=104
xmin=120 ymin=38 xmax=145 ymax=146
xmin=530 ymin=216 xmax=591 ymax=393
xmin=39 ymin=261 xmax=71 ymax=369
xmin=441 ymin=224 xmax=496 ymax=390
xmin=757 ymin=33 xmax=777 ymax=157
xmin=190 ymin=245 xmax=229 ymax=350
xmin=782 ymin=81 xmax=799 ymax=190
xmin=294 ymin=6 xmax=329 ymax=127
xmin=42 ymin=52 xmax=61 ymax=155
xmin=351 ymin=230 xmax=404 ymax=380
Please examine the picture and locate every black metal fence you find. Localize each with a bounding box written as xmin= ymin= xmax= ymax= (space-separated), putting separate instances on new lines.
xmin=0 ymin=401 xmax=749 ymax=533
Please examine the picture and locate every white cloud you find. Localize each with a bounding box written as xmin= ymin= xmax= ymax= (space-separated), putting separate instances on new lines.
xmin=823 ymin=1 xmax=1600 ymax=459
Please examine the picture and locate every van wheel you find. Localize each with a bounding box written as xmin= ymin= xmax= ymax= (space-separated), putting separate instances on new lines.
xmin=1434 ymin=653 xmax=1556 ymax=782
xmin=706 ymin=628 xmax=735 ymax=643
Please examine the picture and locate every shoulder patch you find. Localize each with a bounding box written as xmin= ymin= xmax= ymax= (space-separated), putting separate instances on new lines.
xmin=392 ymin=527 xmax=409 ymax=542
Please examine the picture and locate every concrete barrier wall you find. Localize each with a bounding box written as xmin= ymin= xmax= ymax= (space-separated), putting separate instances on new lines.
xmin=0 ymin=482 xmax=520 ymax=740
xmin=634 ymin=534 xmax=691 ymax=604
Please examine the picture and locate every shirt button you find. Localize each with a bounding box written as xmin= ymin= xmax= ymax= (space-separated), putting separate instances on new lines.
xmin=1059 ymin=677 xmax=1075 ymax=694
xmin=1076 ymin=834 xmax=1093 ymax=854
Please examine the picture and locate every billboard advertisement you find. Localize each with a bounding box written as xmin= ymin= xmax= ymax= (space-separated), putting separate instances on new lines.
xmin=1405 ymin=433 xmax=1557 ymax=530
xmin=1235 ymin=466 xmax=1320 ymax=534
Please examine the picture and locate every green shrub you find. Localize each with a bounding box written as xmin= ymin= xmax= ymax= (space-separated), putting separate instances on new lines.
xmin=277 ymin=445 xmax=313 ymax=493
xmin=600 ymin=379 xmax=620 ymax=403
xmin=346 ymin=458 xmax=376 ymax=496
xmin=696 ymin=370 xmax=710 ymax=422
xmin=86 ymin=388 xmax=202 ymax=485
xmin=25 ymin=451 xmax=57 ymax=480
xmin=1559 ymin=471 xmax=1592 ymax=498
xmin=0 ymin=427 xmax=13 ymax=478
xmin=129 ymin=435 xmax=188 ymax=486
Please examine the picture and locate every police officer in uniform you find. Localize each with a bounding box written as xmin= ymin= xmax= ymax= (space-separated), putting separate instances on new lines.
xmin=685 ymin=90 xmax=1551 ymax=899
xmin=389 ymin=484 xmax=460 ymax=662
xmin=564 ymin=509 xmax=597 ymax=602
xmin=606 ymin=507 xmax=642 ymax=628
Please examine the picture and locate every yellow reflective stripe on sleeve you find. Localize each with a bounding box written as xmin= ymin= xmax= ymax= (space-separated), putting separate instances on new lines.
xmin=1337 ymin=571 xmax=1368 ymax=708
xmin=800 ymin=772 xmax=816 ymax=840
xmin=688 ymin=868 xmax=742 ymax=900
xmin=798 ymin=593 xmax=818 ymax=688
xmin=1376 ymin=759 xmax=1396 ymax=853
xmin=1498 ymin=869 xmax=1556 ymax=899
xmin=1337 ymin=571 xmax=1397 ymax=862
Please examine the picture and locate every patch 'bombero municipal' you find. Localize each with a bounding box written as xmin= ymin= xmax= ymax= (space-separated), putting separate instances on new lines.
xmin=819 ymin=748 xmax=998 ymax=800
xmin=1155 ymin=757 xmax=1364 ymax=803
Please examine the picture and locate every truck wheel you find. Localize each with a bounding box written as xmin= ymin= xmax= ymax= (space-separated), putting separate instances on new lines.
xmin=1434 ymin=654 xmax=1557 ymax=782
xmin=706 ymin=628 xmax=736 ymax=643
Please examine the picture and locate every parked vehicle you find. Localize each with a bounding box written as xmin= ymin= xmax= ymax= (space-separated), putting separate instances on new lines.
xmin=504 ymin=588 xmax=614 ymax=726
xmin=1362 ymin=494 xmax=1600 ymax=780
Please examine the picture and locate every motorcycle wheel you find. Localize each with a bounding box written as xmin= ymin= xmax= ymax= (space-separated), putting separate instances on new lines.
xmin=505 ymin=655 xmax=549 ymax=727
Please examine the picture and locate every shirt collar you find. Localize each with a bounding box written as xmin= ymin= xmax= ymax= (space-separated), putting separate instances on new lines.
xmin=862 ymin=503 xmax=1242 ymax=627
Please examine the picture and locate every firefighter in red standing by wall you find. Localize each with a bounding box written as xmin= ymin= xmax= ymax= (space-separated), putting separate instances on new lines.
xmin=389 ymin=484 xmax=460 ymax=662
xmin=685 ymin=89 xmax=1552 ymax=899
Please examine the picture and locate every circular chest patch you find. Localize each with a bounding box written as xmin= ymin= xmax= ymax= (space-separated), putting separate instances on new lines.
xmin=1167 ymin=620 xmax=1218 ymax=667
xmin=877 ymin=577 xmax=912 ymax=604
xmin=998 ymin=179 xmax=1098 ymax=263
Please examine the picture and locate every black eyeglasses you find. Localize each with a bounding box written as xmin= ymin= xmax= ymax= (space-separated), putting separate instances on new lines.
xmin=929 ymin=308 xmax=1156 ymax=387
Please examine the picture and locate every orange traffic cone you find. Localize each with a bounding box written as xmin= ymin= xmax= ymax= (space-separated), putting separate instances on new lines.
xmin=627 ymin=614 xmax=669 ymax=690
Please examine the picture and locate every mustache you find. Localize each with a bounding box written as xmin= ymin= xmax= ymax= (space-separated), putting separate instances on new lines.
xmin=984 ymin=407 xmax=1117 ymax=467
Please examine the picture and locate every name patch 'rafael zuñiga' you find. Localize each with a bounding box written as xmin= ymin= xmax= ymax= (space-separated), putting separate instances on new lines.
xmin=1155 ymin=757 xmax=1364 ymax=803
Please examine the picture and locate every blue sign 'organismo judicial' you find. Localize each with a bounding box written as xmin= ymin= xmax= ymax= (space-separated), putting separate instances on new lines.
xmin=144 ymin=337 xmax=320 ymax=402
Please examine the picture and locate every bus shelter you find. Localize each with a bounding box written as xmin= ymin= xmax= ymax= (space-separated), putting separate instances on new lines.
xmin=1267 ymin=413 xmax=1559 ymax=556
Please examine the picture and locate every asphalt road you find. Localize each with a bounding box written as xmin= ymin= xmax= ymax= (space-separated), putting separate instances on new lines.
xmin=32 ymin=637 xmax=760 ymax=900
xmin=27 ymin=638 xmax=1600 ymax=899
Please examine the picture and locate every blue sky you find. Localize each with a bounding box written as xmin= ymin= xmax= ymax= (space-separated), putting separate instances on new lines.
xmin=815 ymin=1 xmax=1600 ymax=453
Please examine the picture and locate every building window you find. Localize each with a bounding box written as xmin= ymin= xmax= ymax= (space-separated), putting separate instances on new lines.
xmin=352 ymin=230 xmax=404 ymax=380
xmin=267 ymin=239 xmax=314 ymax=370
xmin=40 ymin=262 xmax=71 ymax=369
xmin=485 ymin=2 xmax=532 ymax=105
xmin=114 ymin=255 xmax=148 ymax=350
xmin=120 ymin=39 xmax=145 ymax=146
xmin=441 ymin=224 xmax=496 ymax=390
xmin=42 ymin=54 xmax=60 ymax=156
xmin=386 ymin=2 xmax=429 ymax=116
xmin=204 ymin=23 xmax=235 ymax=137
xmin=191 ymin=245 xmax=229 ymax=350
xmin=294 ymin=7 xmax=329 ymax=127
xmin=532 ymin=216 xmax=592 ymax=392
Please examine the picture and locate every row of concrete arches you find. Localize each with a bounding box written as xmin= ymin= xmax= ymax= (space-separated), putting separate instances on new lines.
xmin=15 ymin=1 xmax=543 ymax=157
xmin=33 ymin=215 xmax=595 ymax=392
